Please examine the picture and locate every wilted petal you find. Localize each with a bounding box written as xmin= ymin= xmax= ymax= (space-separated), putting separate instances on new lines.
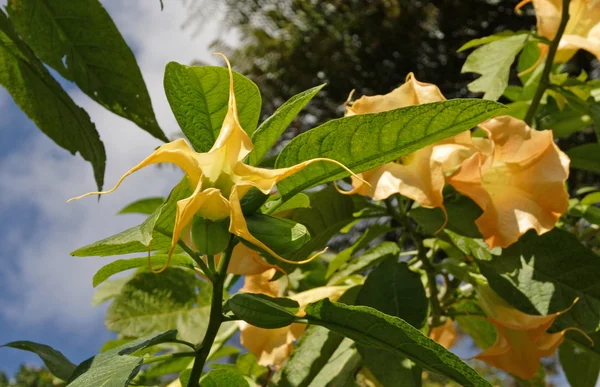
xmin=448 ymin=116 xmax=569 ymax=248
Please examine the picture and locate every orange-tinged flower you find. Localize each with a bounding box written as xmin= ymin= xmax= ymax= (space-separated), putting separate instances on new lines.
xmin=447 ymin=116 xmax=569 ymax=248
xmin=346 ymin=74 xmax=474 ymax=216
xmin=237 ymin=269 xmax=348 ymax=366
xmin=429 ymin=319 xmax=457 ymax=350
xmin=69 ymin=55 xmax=364 ymax=273
xmin=517 ymin=0 xmax=600 ymax=63
xmin=475 ymin=285 xmax=585 ymax=380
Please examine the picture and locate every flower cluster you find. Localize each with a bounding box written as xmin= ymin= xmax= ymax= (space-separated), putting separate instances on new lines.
xmin=346 ymin=74 xmax=570 ymax=249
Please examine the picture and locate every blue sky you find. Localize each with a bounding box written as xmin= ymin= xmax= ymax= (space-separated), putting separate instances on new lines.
xmin=0 ymin=0 xmax=232 ymax=375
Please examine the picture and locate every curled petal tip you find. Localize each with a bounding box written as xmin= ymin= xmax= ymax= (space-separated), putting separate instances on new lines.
xmin=515 ymin=0 xmax=531 ymax=14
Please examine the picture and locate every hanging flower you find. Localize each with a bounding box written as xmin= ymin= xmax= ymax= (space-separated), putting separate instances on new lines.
xmin=447 ymin=116 xmax=569 ymax=248
xmin=517 ymin=0 xmax=600 ymax=63
xmin=237 ymin=269 xmax=348 ymax=366
xmin=346 ymin=74 xmax=474 ymax=219
xmin=429 ymin=319 xmax=457 ymax=350
xmin=69 ymin=54 xmax=364 ymax=272
xmin=475 ymin=284 xmax=588 ymax=380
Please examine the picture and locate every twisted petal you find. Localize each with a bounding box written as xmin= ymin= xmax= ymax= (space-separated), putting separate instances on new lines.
xmin=448 ymin=116 xmax=569 ymax=248
xmin=68 ymin=139 xmax=200 ymax=202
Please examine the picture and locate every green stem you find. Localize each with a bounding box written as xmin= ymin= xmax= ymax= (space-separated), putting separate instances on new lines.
xmin=384 ymin=198 xmax=443 ymax=327
xmin=187 ymin=241 xmax=236 ymax=387
xmin=142 ymin=351 xmax=196 ymax=365
xmin=524 ymin=0 xmax=571 ymax=125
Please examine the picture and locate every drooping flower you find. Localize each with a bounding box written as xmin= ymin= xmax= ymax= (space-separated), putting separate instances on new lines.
xmin=447 ymin=116 xmax=569 ymax=248
xmin=517 ymin=0 xmax=600 ymax=63
xmin=237 ymin=269 xmax=348 ymax=366
xmin=346 ymin=74 xmax=474 ymax=218
xmin=429 ymin=319 xmax=457 ymax=350
xmin=475 ymin=284 xmax=587 ymax=380
xmin=69 ymin=55 xmax=365 ymax=272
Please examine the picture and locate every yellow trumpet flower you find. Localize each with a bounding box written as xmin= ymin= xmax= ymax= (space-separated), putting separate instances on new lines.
xmin=346 ymin=74 xmax=474 ymax=225
xmin=475 ymin=285 xmax=591 ymax=380
xmin=69 ymin=54 xmax=365 ymax=273
xmin=517 ymin=0 xmax=600 ymax=63
xmin=237 ymin=269 xmax=348 ymax=366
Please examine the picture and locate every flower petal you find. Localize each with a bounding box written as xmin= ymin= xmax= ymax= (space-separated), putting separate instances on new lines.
xmin=210 ymin=54 xmax=254 ymax=166
xmin=240 ymin=269 xmax=280 ymax=297
xmin=429 ymin=319 xmax=457 ymax=350
xmin=238 ymin=322 xmax=305 ymax=366
xmin=68 ymin=139 xmax=200 ymax=202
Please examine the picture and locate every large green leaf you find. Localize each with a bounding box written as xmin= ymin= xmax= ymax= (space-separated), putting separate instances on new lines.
xmin=559 ymin=340 xmax=600 ymax=387
xmin=269 ymin=326 xmax=345 ymax=387
xmin=461 ymin=34 xmax=528 ymax=101
xmin=226 ymin=293 xmax=298 ymax=329
xmin=327 ymin=242 xmax=400 ymax=286
xmin=357 ymin=260 xmax=427 ymax=329
xmin=0 ymin=11 xmax=105 ymax=190
xmin=307 ymin=338 xmax=361 ymax=387
xmin=356 ymin=260 xmax=427 ymax=387
xmin=105 ymin=268 xmax=211 ymax=343
xmin=164 ymin=62 xmax=261 ymax=152
xmin=567 ymin=143 xmax=600 ymax=173
xmin=247 ymin=84 xmax=324 ymax=166
xmin=304 ymin=299 xmax=490 ymax=386
xmin=0 ymin=342 xmax=76 ymax=381
xmin=199 ymin=368 xmax=249 ymax=387
xmin=409 ymin=193 xmax=482 ymax=238
xmin=118 ymin=197 xmax=165 ymax=215
xmin=68 ymin=331 xmax=177 ymax=386
xmin=72 ymin=177 xmax=191 ymax=257
xmin=92 ymin=254 xmax=195 ymax=287
xmin=275 ymin=99 xmax=506 ymax=199
xmin=477 ymin=228 xmax=600 ymax=333
xmin=7 ymin=0 xmax=167 ymax=142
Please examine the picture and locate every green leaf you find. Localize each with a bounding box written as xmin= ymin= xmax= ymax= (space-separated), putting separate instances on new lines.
xmin=477 ymin=228 xmax=600 ymax=333
xmin=118 ymin=197 xmax=165 ymax=215
xmin=164 ymin=62 xmax=261 ymax=152
xmin=269 ymin=326 xmax=345 ymax=387
xmin=539 ymin=106 xmax=592 ymax=138
xmin=92 ymin=277 xmax=129 ymax=306
xmin=264 ymin=193 xmax=311 ymax=215
xmin=326 ymin=223 xmax=393 ymax=279
xmin=1 ymin=342 xmax=76 ymax=381
xmin=409 ymin=193 xmax=483 ymax=238
xmin=247 ymin=84 xmax=325 ymax=166
xmin=357 ymin=260 xmax=428 ymax=329
xmin=356 ymin=259 xmax=426 ymax=387
xmin=581 ymin=191 xmax=600 ymax=205
xmin=105 ymin=268 xmax=211 ymax=343
xmin=307 ymin=338 xmax=361 ymax=387
xmin=304 ymin=299 xmax=489 ymax=386
xmin=234 ymin=353 xmax=267 ymax=380
xmin=7 ymin=0 xmax=167 ymax=142
xmin=244 ymin=213 xmax=311 ymax=256
xmin=143 ymin=356 xmax=192 ymax=379
xmin=589 ymin=100 xmax=600 ymax=142
xmin=275 ymin=99 xmax=506 ymax=199
xmin=328 ymin=242 xmax=400 ymax=286
xmin=226 ymin=293 xmax=298 ymax=329
xmin=461 ymin=34 xmax=528 ymax=101
xmin=0 ymin=11 xmax=105 ymax=190
xmin=72 ymin=177 xmax=192 ymax=257
xmin=567 ymin=143 xmax=600 ymax=172
xmin=92 ymin=254 xmax=195 ymax=287
xmin=559 ymin=340 xmax=600 ymax=387
xmin=68 ymin=331 xmax=178 ymax=386
xmin=200 ymin=368 xmax=249 ymax=387
xmin=457 ymin=30 xmax=526 ymax=52
xmin=452 ymin=300 xmax=496 ymax=351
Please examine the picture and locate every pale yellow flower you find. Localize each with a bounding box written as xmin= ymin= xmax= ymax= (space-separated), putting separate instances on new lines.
xmin=517 ymin=0 xmax=600 ymax=63
xmin=475 ymin=285 xmax=587 ymax=380
xmin=237 ymin=269 xmax=348 ymax=366
xmin=448 ymin=116 xmax=569 ymax=248
xmin=69 ymin=55 xmax=364 ymax=272
xmin=346 ymin=74 xmax=474 ymax=219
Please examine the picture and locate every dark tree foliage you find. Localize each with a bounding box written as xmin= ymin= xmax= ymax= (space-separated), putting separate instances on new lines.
xmin=0 ymin=366 xmax=57 ymax=387
xmin=205 ymin=0 xmax=536 ymax=126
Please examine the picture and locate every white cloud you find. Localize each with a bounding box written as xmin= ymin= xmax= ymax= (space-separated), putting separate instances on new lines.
xmin=0 ymin=0 xmax=235 ymax=333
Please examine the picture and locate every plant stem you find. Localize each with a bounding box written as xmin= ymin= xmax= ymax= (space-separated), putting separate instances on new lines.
xmin=187 ymin=241 xmax=236 ymax=387
xmin=384 ymin=198 xmax=444 ymax=327
xmin=524 ymin=0 xmax=571 ymax=125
